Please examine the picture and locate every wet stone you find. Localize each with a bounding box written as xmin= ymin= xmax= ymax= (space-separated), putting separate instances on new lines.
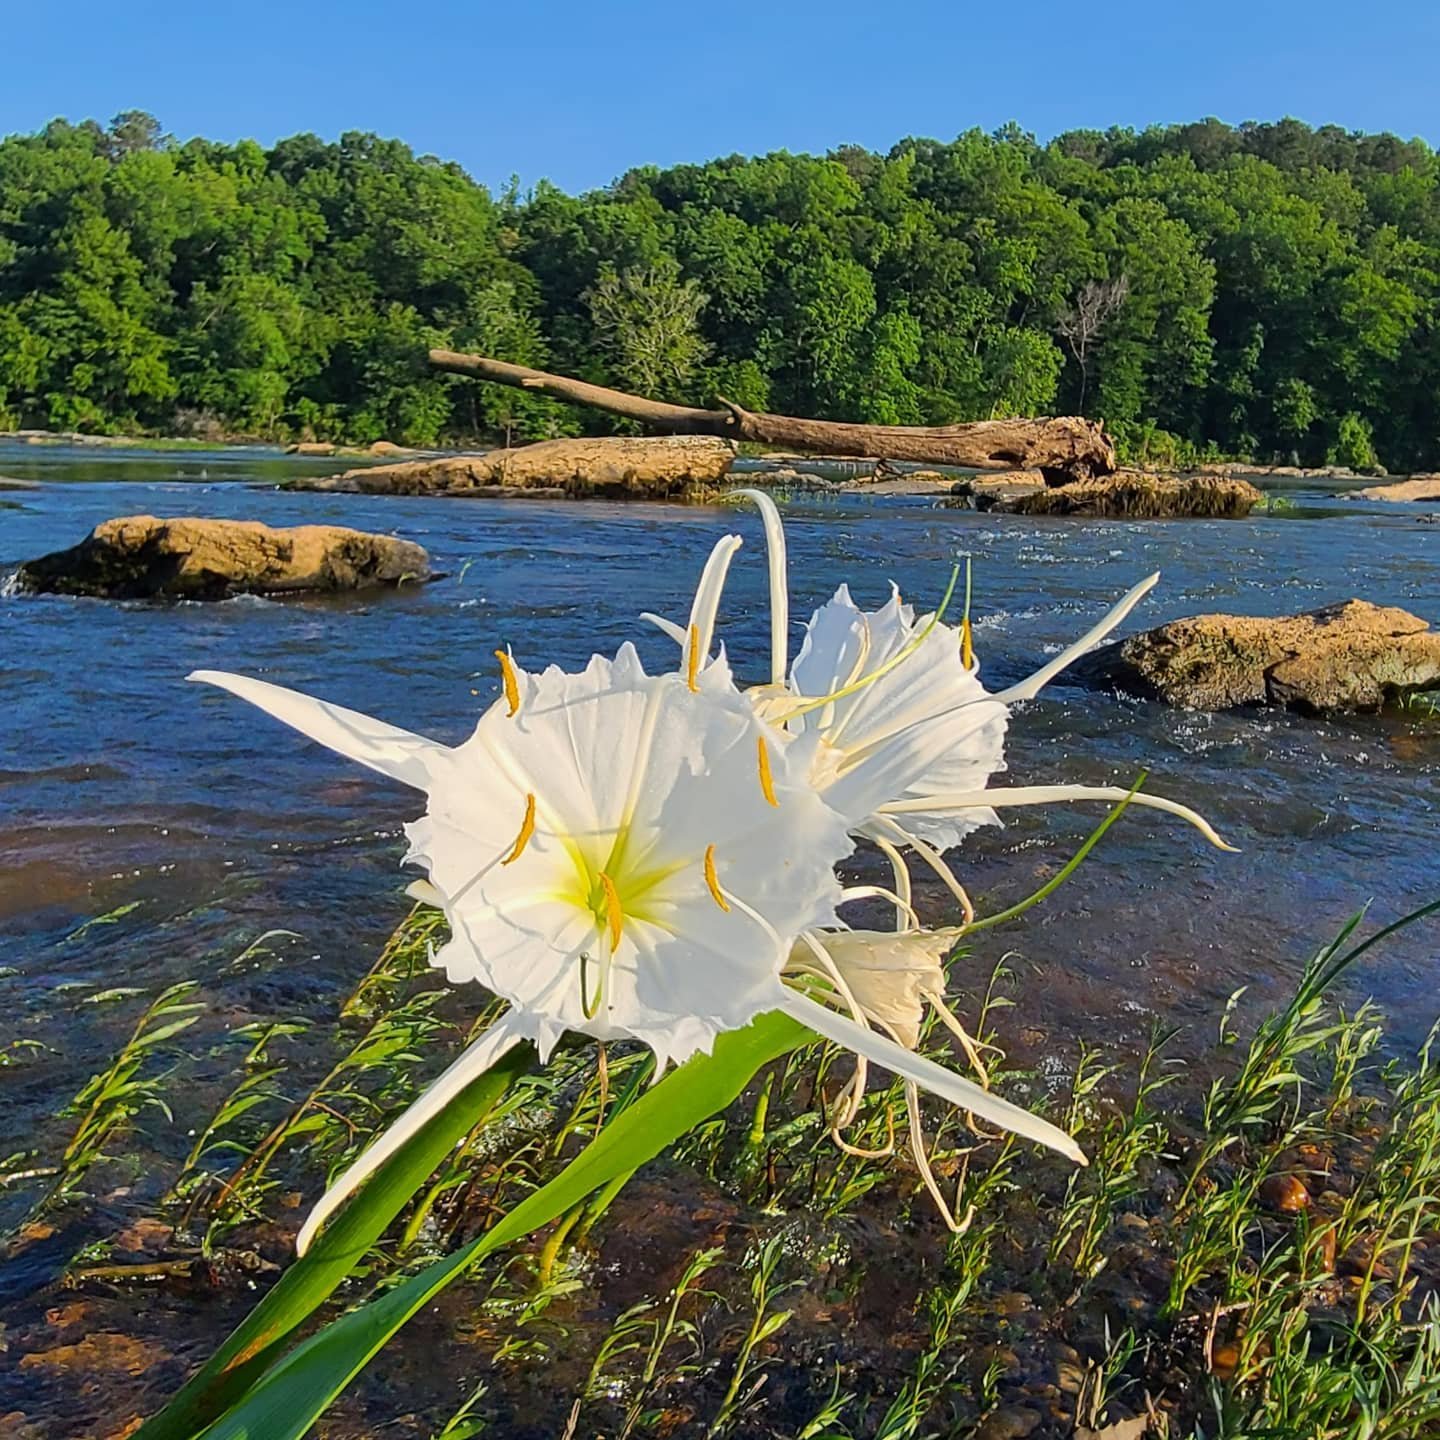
xmin=1259 ymin=1173 xmax=1311 ymax=1214
xmin=973 ymin=1404 xmax=1043 ymax=1439
xmin=995 ymin=1290 xmax=1036 ymax=1317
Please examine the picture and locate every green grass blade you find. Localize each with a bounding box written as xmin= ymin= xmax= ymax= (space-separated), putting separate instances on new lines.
xmin=191 ymin=1010 xmax=810 ymax=1440
xmin=135 ymin=1041 xmax=536 ymax=1440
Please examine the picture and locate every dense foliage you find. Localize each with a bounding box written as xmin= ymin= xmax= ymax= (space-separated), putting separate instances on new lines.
xmin=3 ymin=111 xmax=1439 ymax=469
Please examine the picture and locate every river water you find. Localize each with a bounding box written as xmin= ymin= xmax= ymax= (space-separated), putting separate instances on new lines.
xmin=3 ymin=445 xmax=1440 ymax=1432
xmin=3 ymin=446 xmax=1439 ymax=1112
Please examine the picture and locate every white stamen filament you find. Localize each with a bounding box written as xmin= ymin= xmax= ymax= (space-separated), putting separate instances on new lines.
xmin=839 ymin=884 xmax=922 ymax=930
xmin=871 ymin=832 xmax=913 ymax=931
xmin=792 ymin=930 xmax=886 ymax=1148
xmin=869 ymin=815 xmax=977 ymax=925
xmin=776 ymin=987 xmax=1087 ymax=1165
xmin=904 ymin=1079 xmax=977 ymax=1235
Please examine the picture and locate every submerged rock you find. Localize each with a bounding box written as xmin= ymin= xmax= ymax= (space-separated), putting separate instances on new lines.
xmin=294 ymin=434 xmax=736 ymax=499
xmin=1085 ymin=600 xmax=1440 ymax=712
xmin=16 ymin=515 xmax=430 ymax=600
xmin=981 ymin=470 xmax=1260 ymax=519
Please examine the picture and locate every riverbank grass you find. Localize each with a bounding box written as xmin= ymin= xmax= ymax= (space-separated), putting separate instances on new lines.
xmin=4 ymin=904 xmax=1439 ymax=1438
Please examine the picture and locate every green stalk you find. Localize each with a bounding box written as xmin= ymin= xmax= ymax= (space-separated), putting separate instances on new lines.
xmin=134 ymin=1041 xmax=536 ymax=1440
xmin=963 ymin=775 xmax=1145 ymax=935
xmin=179 ymin=1011 xmax=810 ymax=1440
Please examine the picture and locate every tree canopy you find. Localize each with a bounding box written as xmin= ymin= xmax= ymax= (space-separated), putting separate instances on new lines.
xmin=3 ymin=111 xmax=1439 ymax=469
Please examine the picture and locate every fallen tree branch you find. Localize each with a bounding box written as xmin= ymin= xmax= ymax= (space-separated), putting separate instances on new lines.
xmin=428 ymin=350 xmax=1116 ymax=481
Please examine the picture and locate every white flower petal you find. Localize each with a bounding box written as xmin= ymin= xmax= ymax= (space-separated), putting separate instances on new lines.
xmin=422 ymin=649 xmax=851 ymax=1063
xmin=687 ymin=534 xmax=744 ymax=660
xmin=777 ymin=988 xmax=1087 ymax=1165
xmin=991 ymin=572 xmax=1160 ymax=705
xmin=732 ymin=489 xmax=789 ymax=685
xmin=880 ymin=783 xmax=1237 ymax=851
xmin=188 ymin=670 xmax=449 ymax=789
xmin=640 ymin=612 xmax=689 ymax=646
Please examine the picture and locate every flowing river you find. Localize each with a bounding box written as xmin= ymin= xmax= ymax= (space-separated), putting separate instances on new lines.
xmin=1 ymin=444 xmax=1439 ymax=1429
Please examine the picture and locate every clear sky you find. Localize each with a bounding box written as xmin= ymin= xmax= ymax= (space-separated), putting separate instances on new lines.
xmin=5 ymin=0 xmax=1438 ymax=194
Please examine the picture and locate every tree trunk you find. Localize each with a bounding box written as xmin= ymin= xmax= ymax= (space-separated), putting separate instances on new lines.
xmin=428 ymin=350 xmax=1116 ymax=482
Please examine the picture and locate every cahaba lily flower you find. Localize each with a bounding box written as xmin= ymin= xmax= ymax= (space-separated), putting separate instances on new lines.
xmin=643 ymin=490 xmax=1233 ymax=1222
xmin=191 ymin=533 xmax=1088 ymax=1252
xmin=651 ymin=490 xmax=1232 ymax=911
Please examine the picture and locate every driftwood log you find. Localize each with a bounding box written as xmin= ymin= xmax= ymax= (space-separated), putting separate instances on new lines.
xmin=428 ymin=350 xmax=1116 ymax=483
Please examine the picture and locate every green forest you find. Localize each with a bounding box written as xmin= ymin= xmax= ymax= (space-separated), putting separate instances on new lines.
xmin=3 ymin=110 xmax=1439 ymax=470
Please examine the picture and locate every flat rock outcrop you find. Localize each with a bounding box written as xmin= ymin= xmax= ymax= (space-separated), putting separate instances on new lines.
xmin=984 ymin=471 xmax=1261 ymax=519
xmin=1085 ymin=599 xmax=1440 ymax=712
xmin=294 ymin=435 xmax=736 ymax=499
xmin=16 ymin=515 xmax=430 ymax=600
xmin=1356 ymin=476 xmax=1440 ymax=502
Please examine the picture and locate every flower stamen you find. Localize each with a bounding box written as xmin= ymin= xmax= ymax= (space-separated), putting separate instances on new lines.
xmin=960 ymin=555 xmax=975 ymax=672
xmin=598 ymin=870 xmax=624 ymax=950
xmin=495 ymin=649 xmax=521 ymax=716
xmin=686 ymin=623 xmax=701 ymax=693
xmin=756 ymin=736 xmax=779 ymax=807
xmin=501 ymin=792 xmax=536 ymax=866
xmin=703 ymin=843 xmax=729 ymax=912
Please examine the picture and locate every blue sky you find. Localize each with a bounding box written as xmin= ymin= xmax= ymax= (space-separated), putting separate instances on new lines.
xmin=5 ymin=1 xmax=1438 ymax=194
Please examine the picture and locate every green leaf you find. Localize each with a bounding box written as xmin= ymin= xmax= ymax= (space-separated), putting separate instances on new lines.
xmin=189 ymin=1010 xmax=810 ymax=1440
xmin=134 ymin=1040 xmax=536 ymax=1440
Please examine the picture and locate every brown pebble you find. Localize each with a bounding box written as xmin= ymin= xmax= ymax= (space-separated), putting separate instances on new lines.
xmin=1057 ymin=1360 xmax=1087 ymax=1394
xmin=973 ymin=1406 xmax=1042 ymax=1440
xmin=1259 ymin=1173 xmax=1311 ymax=1214
xmin=1210 ymin=1341 xmax=1241 ymax=1379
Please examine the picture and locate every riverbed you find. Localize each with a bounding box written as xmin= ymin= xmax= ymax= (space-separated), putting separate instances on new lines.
xmin=2 ymin=444 xmax=1439 ymax=1431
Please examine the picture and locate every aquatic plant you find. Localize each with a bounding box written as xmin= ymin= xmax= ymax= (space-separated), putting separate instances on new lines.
xmin=125 ymin=493 xmax=1246 ymax=1438
xmin=16 ymin=895 xmax=1439 ymax=1437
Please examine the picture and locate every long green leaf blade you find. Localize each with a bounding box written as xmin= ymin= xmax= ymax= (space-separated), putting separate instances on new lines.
xmin=192 ymin=1010 xmax=810 ymax=1440
xmin=136 ymin=1041 xmax=536 ymax=1440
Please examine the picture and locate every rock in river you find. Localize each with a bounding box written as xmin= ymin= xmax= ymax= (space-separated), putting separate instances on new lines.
xmin=294 ymin=434 xmax=736 ymax=499
xmin=962 ymin=470 xmax=1261 ymax=518
xmin=15 ymin=515 xmax=430 ymax=600
xmin=1355 ymin=475 xmax=1440 ymax=502
xmin=1085 ymin=599 xmax=1440 ymax=712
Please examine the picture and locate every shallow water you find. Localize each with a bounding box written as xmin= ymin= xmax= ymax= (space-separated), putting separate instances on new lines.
xmin=3 ymin=446 xmax=1439 ymax=1099
xmin=3 ymin=446 xmax=1440 ymax=1433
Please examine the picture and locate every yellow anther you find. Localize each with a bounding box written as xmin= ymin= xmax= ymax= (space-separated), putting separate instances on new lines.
xmin=598 ymin=870 xmax=623 ymax=950
xmin=961 ymin=617 xmax=974 ymax=671
xmin=756 ymin=736 xmax=779 ymax=808
xmin=686 ymin=623 xmax=701 ymax=693
xmin=501 ymin=793 xmax=536 ymax=866
xmin=494 ymin=649 xmax=520 ymax=716
xmin=703 ymin=843 xmax=729 ymax=912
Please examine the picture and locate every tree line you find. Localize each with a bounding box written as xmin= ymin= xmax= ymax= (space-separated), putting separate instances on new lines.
xmin=3 ymin=110 xmax=1438 ymax=471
